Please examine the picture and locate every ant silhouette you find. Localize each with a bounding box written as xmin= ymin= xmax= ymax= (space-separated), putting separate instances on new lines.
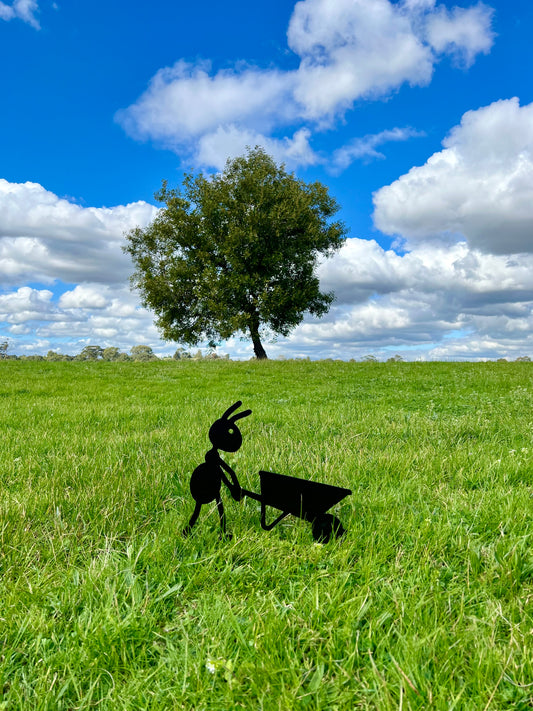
xmin=183 ymin=401 xmax=252 ymax=536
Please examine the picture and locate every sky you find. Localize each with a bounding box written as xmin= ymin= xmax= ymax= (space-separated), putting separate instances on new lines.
xmin=1 ymin=0 xmax=533 ymax=360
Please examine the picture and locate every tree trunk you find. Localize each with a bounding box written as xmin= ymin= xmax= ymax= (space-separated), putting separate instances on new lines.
xmin=249 ymin=318 xmax=268 ymax=359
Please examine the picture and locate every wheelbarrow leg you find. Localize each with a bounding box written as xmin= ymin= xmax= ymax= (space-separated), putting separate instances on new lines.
xmin=260 ymin=502 xmax=289 ymax=531
xmin=241 ymin=487 xmax=290 ymax=531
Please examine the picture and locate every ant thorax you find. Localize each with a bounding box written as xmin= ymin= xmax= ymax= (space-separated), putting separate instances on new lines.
xmin=205 ymin=447 xmax=223 ymax=464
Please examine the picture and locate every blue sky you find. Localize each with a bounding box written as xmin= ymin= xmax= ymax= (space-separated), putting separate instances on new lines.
xmin=1 ymin=0 xmax=533 ymax=359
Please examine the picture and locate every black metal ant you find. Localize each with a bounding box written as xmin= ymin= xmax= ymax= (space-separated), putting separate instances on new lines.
xmin=183 ymin=401 xmax=252 ymax=536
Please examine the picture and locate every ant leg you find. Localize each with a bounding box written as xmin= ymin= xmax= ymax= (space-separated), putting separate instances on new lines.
xmin=216 ymin=496 xmax=231 ymax=539
xmin=183 ymin=501 xmax=202 ymax=536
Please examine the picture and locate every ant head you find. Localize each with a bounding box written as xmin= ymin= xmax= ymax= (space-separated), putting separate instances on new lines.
xmin=208 ymin=401 xmax=252 ymax=452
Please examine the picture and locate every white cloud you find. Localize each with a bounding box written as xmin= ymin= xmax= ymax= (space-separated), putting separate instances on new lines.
xmin=58 ymin=285 xmax=108 ymax=309
xmin=320 ymin=239 xmax=533 ymax=308
xmin=0 ymin=179 xmax=159 ymax=285
xmin=116 ymin=60 xmax=296 ymax=146
xmin=287 ymin=0 xmax=434 ymax=119
xmin=0 ymin=0 xmax=40 ymax=28
xmin=271 ymin=237 xmax=533 ymax=359
xmin=117 ymin=0 xmax=494 ymax=169
xmin=1 ymin=284 xmax=165 ymax=354
xmin=0 ymin=179 xmax=178 ymax=354
xmin=373 ymin=98 xmax=533 ymax=254
xmin=425 ymin=2 xmax=495 ymax=65
xmin=331 ymin=127 xmax=424 ymax=172
xmin=195 ymin=126 xmax=319 ymax=171
xmin=195 ymin=124 xmax=420 ymax=172
xmin=0 ymin=287 xmax=56 ymax=323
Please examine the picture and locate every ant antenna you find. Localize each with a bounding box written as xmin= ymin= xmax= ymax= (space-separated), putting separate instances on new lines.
xmin=221 ymin=401 xmax=252 ymax=422
xmin=221 ymin=401 xmax=243 ymax=420
xmin=231 ymin=408 xmax=252 ymax=423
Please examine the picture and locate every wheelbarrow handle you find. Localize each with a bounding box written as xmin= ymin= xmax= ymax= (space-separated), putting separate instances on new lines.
xmin=240 ymin=487 xmax=262 ymax=503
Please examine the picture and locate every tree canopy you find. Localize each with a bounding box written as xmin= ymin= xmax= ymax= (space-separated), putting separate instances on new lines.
xmin=124 ymin=147 xmax=347 ymax=359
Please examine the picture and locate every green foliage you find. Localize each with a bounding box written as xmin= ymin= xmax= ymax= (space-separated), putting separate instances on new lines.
xmin=173 ymin=347 xmax=191 ymax=360
xmin=75 ymin=345 xmax=104 ymax=361
xmin=124 ymin=147 xmax=347 ymax=359
xmin=1 ymin=360 xmax=533 ymax=708
xmin=102 ymin=347 xmax=123 ymax=361
xmin=46 ymin=350 xmax=67 ymax=361
xmin=130 ymin=345 xmax=157 ymax=361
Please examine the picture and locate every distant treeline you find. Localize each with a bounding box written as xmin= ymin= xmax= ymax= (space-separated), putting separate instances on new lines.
xmin=1 ymin=340 xmax=532 ymax=363
xmin=0 ymin=343 xmax=230 ymax=362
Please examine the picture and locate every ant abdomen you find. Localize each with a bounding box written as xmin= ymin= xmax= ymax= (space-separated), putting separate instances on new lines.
xmin=190 ymin=462 xmax=221 ymax=504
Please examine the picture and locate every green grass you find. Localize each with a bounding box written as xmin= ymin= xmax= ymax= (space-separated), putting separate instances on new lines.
xmin=1 ymin=360 xmax=532 ymax=709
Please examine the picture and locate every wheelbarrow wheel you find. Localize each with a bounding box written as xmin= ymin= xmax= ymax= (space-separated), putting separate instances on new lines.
xmin=311 ymin=514 xmax=346 ymax=543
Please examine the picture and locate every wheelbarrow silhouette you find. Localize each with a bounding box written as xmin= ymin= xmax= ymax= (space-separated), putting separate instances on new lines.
xmin=241 ymin=471 xmax=352 ymax=543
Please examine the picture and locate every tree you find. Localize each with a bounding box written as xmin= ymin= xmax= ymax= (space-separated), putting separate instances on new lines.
xmin=46 ymin=350 xmax=64 ymax=361
xmin=173 ymin=347 xmax=191 ymax=360
xmin=102 ymin=347 xmax=122 ymax=361
xmin=0 ymin=340 xmax=8 ymax=359
xmin=124 ymin=147 xmax=347 ymax=359
xmin=130 ymin=345 xmax=157 ymax=361
xmin=75 ymin=345 xmax=103 ymax=361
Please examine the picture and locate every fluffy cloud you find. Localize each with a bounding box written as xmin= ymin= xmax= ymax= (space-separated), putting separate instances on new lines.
xmin=0 ymin=179 xmax=158 ymax=286
xmin=194 ymin=127 xmax=319 ymax=172
xmin=425 ymin=2 xmax=494 ymax=65
xmin=58 ymin=285 xmax=108 ymax=310
xmin=117 ymin=0 xmax=494 ymax=169
xmin=287 ymin=0 xmax=434 ymax=119
xmin=373 ymin=98 xmax=533 ymax=254
xmin=0 ymin=287 xmax=56 ymax=323
xmin=320 ymin=239 xmax=533 ymax=309
xmin=189 ymin=124 xmax=420 ymax=173
xmin=1 ymin=284 xmax=164 ymax=355
xmin=287 ymin=0 xmax=490 ymax=118
xmin=331 ymin=127 xmax=424 ymax=172
xmin=0 ymin=0 xmax=40 ymax=28
xmin=277 ymin=237 xmax=533 ymax=359
xmin=116 ymin=61 xmax=297 ymax=146
xmin=0 ymin=180 xmax=171 ymax=355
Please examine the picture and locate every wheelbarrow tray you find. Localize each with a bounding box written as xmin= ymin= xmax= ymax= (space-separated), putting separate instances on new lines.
xmin=258 ymin=470 xmax=351 ymax=523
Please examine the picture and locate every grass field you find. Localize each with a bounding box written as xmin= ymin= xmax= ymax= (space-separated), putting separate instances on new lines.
xmin=1 ymin=359 xmax=532 ymax=709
